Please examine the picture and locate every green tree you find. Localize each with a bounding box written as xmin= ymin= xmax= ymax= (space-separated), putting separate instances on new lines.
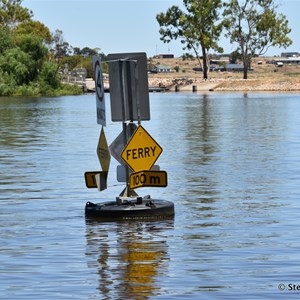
xmin=157 ymin=0 xmax=223 ymax=79
xmin=0 ymin=32 xmax=49 ymax=88
xmin=38 ymin=61 xmax=60 ymax=90
xmin=14 ymin=20 xmax=52 ymax=44
xmin=0 ymin=47 xmax=34 ymax=84
xmin=51 ymin=29 xmax=72 ymax=62
xmin=0 ymin=0 xmax=85 ymax=96
xmin=223 ymin=0 xmax=292 ymax=79
xmin=80 ymin=47 xmax=99 ymax=57
xmin=0 ymin=26 xmax=13 ymax=53
xmin=0 ymin=0 xmax=32 ymax=28
xmin=15 ymin=34 xmax=48 ymax=62
xmin=0 ymin=69 xmax=16 ymax=95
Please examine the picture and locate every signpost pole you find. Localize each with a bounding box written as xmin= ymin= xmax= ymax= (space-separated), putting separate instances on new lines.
xmin=119 ymin=59 xmax=138 ymax=198
xmin=119 ymin=60 xmax=129 ymax=197
xmin=134 ymin=60 xmax=142 ymax=126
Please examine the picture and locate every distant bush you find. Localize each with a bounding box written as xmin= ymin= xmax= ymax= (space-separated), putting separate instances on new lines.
xmin=15 ymin=83 xmax=40 ymax=96
xmin=55 ymin=84 xmax=83 ymax=96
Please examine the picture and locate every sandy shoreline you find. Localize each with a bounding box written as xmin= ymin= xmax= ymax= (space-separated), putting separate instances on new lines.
xmin=85 ymin=76 xmax=300 ymax=92
xmin=148 ymin=76 xmax=300 ymax=92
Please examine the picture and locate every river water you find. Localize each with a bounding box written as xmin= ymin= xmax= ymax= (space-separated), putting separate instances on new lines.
xmin=1 ymin=92 xmax=300 ymax=299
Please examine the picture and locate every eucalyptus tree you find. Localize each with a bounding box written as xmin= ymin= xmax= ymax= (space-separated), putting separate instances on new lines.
xmin=51 ymin=29 xmax=73 ymax=65
xmin=0 ymin=0 xmax=32 ymax=28
xmin=157 ymin=0 xmax=223 ymax=79
xmin=223 ymin=0 xmax=292 ymax=79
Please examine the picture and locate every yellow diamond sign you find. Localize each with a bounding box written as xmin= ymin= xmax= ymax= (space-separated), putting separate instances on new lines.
xmin=121 ymin=125 xmax=162 ymax=172
xmin=97 ymin=127 xmax=111 ymax=172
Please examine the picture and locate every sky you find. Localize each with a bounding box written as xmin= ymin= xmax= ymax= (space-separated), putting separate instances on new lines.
xmin=22 ymin=0 xmax=300 ymax=58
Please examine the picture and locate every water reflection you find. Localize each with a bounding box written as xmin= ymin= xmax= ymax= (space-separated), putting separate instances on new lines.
xmin=85 ymin=219 xmax=173 ymax=299
xmin=183 ymin=95 xmax=220 ymax=201
xmin=0 ymin=97 xmax=62 ymax=148
xmin=0 ymin=96 xmax=95 ymax=201
xmin=179 ymin=93 xmax=288 ymax=205
xmin=156 ymin=94 xmax=289 ymax=296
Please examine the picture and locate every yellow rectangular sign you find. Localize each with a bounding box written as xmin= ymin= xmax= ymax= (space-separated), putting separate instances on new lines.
xmin=84 ymin=171 xmax=107 ymax=191
xmin=84 ymin=171 xmax=99 ymax=188
xmin=129 ymin=170 xmax=167 ymax=189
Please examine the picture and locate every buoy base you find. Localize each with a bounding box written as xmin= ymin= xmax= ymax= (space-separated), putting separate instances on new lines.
xmin=85 ymin=196 xmax=174 ymax=221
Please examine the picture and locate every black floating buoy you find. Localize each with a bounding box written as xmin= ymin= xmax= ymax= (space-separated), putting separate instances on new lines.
xmin=85 ymin=196 xmax=174 ymax=221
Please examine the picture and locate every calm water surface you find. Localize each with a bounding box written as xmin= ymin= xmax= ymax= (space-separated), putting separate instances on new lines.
xmin=1 ymin=92 xmax=300 ymax=299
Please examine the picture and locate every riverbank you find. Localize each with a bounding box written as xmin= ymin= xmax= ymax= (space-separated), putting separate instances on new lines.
xmin=86 ymin=75 xmax=300 ymax=93
xmin=148 ymin=76 xmax=300 ymax=92
xmin=147 ymin=56 xmax=300 ymax=92
xmin=87 ymin=75 xmax=300 ymax=93
xmin=85 ymin=56 xmax=300 ymax=92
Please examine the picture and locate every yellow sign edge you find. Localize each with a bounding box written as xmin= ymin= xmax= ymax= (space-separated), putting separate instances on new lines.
xmin=97 ymin=126 xmax=111 ymax=172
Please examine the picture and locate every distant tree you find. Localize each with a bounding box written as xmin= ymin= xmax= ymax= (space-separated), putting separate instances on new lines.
xmin=0 ymin=26 xmax=13 ymax=53
xmin=223 ymin=0 xmax=292 ymax=79
xmin=51 ymin=29 xmax=72 ymax=63
xmin=229 ymin=50 xmax=241 ymax=64
xmin=73 ymin=47 xmax=81 ymax=55
xmin=157 ymin=0 xmax=223 ymax=79
xmin=80 ymin=47 xmax=98 ymax=57
xmin=72 ymin=46 xmax=103 ymax=57
xmin=181 ymin=53 xmax=194 ymax=60
xmin=0 ymin=0 xmax=32 ymax=28
xmin=61 ymin=55 xmax=80 ymax=71
xmin=14 ymin=20 xmax=52 ymax=44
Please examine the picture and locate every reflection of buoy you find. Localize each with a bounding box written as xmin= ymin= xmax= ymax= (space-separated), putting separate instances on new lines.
xmin=85 ymin=197 xmax=174 ymax=221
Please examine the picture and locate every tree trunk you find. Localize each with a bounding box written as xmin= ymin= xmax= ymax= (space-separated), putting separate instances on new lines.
xmin=243 ymin=55 xmax=248 ymax=79
xmin=201 ymin=46 xmax=208 ymax=80
xmin=243 ymin=65 xmax=248 ymax=79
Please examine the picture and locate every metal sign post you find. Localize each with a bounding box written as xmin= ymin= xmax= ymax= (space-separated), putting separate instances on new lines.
xmin=120 ymin=59 xmax=137 ymax=197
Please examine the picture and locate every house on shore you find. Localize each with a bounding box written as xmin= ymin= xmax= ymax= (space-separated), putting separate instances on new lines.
xmin=193 ymin=63 xmax=246 ymax=72
xmin=281 ymin=52 xmax=300 ymax=58
xmin=226 ymin=64 xmax=244 ymax=72
xmin=150 ymin=65 xmax=174 ymax=73
xmin=153 ymin=54 xmax=174 ymax=59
